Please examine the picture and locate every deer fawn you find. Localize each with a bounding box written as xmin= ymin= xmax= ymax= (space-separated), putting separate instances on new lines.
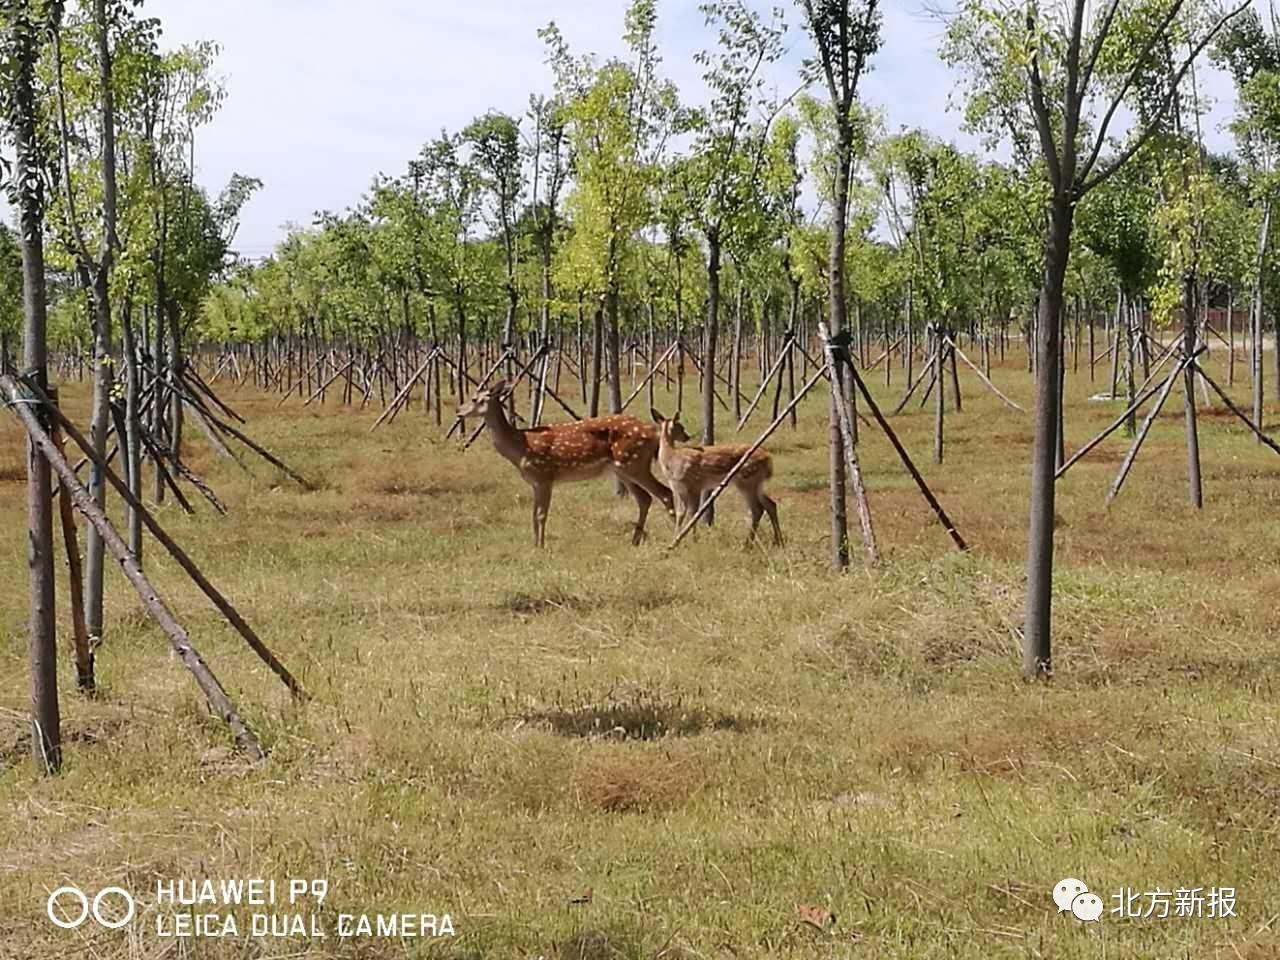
xmin=457 ymin=381 xmax=675 ymax=547
xmin=650 ymin=408 xmax=783 ymax=546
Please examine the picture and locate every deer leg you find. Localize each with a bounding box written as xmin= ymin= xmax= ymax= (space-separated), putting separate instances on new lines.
xmin=743 ymin=488 xmax=764 ymax=548
xmin=761 ymin=494 xmax=783 ymax=546
xmin=621 ymin=463 xmax=675 ymax=519
xmin=676 ymin=486 xmax=698 ymax=539
xmin=619 ymin=476 xmax=652 ymax=546
xmin=531 ymin=482 xmax=553 ymax=548
xmin=672 ymin=489 xmax=687 ymax=531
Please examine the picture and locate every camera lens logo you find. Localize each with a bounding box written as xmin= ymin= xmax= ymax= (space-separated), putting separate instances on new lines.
xmin=47 ymin=886 xmax=135 ymax=930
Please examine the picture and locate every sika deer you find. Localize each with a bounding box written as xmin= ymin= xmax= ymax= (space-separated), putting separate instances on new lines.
xmin=650 ymin=409 xmax=783 ymax=546
xmin=457 ymin=381 xmax=674 ymax=547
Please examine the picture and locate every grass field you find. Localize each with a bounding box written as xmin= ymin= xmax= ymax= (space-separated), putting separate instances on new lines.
xmin=2 ymin=344 xmax=1280 ymax=959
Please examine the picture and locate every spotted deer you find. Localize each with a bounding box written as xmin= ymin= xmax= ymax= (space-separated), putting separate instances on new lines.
xmin=650 ymin=408 xmax=782 ymax=546
xmin=457 ymin=381 xmax=674 ymax=547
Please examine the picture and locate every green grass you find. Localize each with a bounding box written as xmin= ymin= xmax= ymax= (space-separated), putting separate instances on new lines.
xmin=2 ymin=344 xmax=1280 ymax=958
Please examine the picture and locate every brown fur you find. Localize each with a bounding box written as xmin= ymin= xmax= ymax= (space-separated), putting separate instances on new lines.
xmin=458 ymin=382 xmax=674 ymax=546
xmin=650 ymin=409 xmax=783 ymax=546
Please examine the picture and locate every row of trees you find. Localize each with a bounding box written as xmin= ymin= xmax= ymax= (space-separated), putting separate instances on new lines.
xmin=195 ymin=3 xmax=1280 ymax=569
xmin=190 ymin=5 xmax=1280 ymax=404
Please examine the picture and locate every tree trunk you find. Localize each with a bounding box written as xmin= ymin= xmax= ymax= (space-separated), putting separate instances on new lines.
xmin=1056 ymin=321 xmax=1066 ymax=472
xmin=1183 ymin=272 xmax=1202 ymax=508
xmin=503 ymin=275 xmax=518 ymax=415
xmin=702 ymin=233 xmax=722 ymax=525
xmin=786 ymin=272 xmax=800 ymax=428
xmin=168 ymin=299 xmax=183 ymax=459
xmin=1227 ymin=286 xmax=1235 ymax=387
xmin=76 ymin=0 xmax=121 ymax=648
xmin=948 ymin=330 xmax=962 ymax=412
xmin=646 ymin=298 xmax=656 ymax=411
xmin=703 ymin=234 xmax=722 ymax=446
xmin=121 ymin=298 xmax=142 ymax=557
xmin=824 ymin=115 xmax=855 ymax=570
xmin=606 ymin=286 xmax=622 ymax=416
xmin=533 ymin=240 xmax=553 ymax=425
xmin=152 ymin=266 xmax=167 ymax=502
xmin=1023 ymin=192 xmax=1074 ymax=680
xmin=1088 ymin=303 xmax=1095 ymax=382
xmin=577 ymin=296 xmax=587 ymax=406
xmin=590 ymin=305 xmax=604 ymax=417
xmin=905 ymin=286 xmax=913 ymax=393
xmin=455 ymin=301 xmax=468 ymax=403
xmin=731 ymin=281 xmax=744 ymax=424
xmin=933 ymin=329 xmax=944 ymax=465
xmin=83 ymin=265 xmax=112 ymax=649
xmin=1125 ymin=300 xmax=1137 ymax=435
xmin=11 ymin=16 xmax=62 ymax=772
xmin=1253 ymin=203 xmax=1270 ymax=440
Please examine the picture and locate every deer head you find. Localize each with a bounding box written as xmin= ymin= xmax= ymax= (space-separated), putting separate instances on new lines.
xmin=650 ymin=408 xmax=691 ymax=444
xmin=457 ymin=380 xmax=512 ymax=420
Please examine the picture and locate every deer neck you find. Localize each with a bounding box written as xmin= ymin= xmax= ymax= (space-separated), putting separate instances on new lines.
xmin=483 ymin=401 xmax=526 ymax=464
xmin=656 ymin=424 xmax=682 ymax=474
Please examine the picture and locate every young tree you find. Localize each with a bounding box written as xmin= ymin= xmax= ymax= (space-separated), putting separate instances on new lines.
xmin=683 ymin=0 xmax=785 ymax=467
xmin=526 ymin=94 xmax=570 ymax=422
xmin=464 ymin=111 xmax=522 ymax=386
xmin=542 ymin=0 xmax=678 ymax=417
xmin=797 ymin=0 xmax=883 ymax=569
xmin=945 ymin=0 xmax=1249 ymax=678
xmin=1 ymin=0 xmax=63 ymax=773
xmin=1213 ymin=8 xmax=1280 ymax=431
xmin=414 ymin=132 xmax=483 ymax=401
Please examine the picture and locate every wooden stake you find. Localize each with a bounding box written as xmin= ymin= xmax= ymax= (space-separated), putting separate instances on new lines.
xmin=821 ymin=326 xmax=878 ymax=562
xmin=1106 ymin=359 xmax=1186 ymax=504
xmin=49 ymin=389 xmax=93 ymax=691
xmin=2 ymin=375 xmax=266 ymax=759
xmin=846 ymin=361 xmax=968 ymax=552
xmin=943 ymin=336 xmax=1025 ymax=411
xmin=16 ymin=376 xmax=308 ymax=703
xmin=1195 ymin=362 xmax=1280 ymax=455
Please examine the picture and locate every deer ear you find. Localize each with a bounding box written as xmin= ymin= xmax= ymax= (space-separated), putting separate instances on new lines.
xmin=493 ymin=379 xmax=513 ymax=397
xmin=650 ymin=407 xmax=665 ymax=424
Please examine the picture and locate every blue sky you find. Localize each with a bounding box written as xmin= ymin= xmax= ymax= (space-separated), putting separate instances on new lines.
xmin=145 ymin=0 xmax=1242 ymax=257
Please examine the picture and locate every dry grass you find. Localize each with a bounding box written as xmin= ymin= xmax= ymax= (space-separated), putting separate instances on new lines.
xmin=1 ymin=344 xmax=1279 ymax=958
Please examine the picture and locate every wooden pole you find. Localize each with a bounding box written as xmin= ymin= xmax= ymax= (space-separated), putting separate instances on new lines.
xmin=1106 ymin=363 xmax=1182 ymax=504
xmin=821 ymin=326 xmax=878 ymax=562
xmin=1057 ymin=350 xmax=1200 ymax=479
xmin=737 ymin=336 xmax=794 ymax=431
xmin=16 ymin=376 xmax=308 ymax=702
xmin=2 ymin=375 xmax=266 ymax=760
xmin=944 ymin=336 xmax=1025 ymax=411
xmin=620 ymin=340 xmax=678 ymax=413
xmin=50 ymin=389 xmax=93 ymax=691
xmin=933 ymin=327 xmax=945 ymax=465
xmin=1195 ymin=362 xmax=1280 ymax=456
xmin=891 ymin=346 xmax=937 ymax=415
xmin=370 ymin=348 xmax=439 ymax=431
xmin=846 ymin=360 xmax=967 ymax=551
